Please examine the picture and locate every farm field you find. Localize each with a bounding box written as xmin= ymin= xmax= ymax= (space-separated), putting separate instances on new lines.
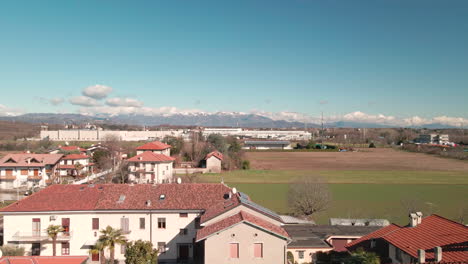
xmin=199 ymin=148 xmax=468 ymax=225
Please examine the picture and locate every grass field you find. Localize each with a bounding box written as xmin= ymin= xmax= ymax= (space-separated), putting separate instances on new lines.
xmin=198 ymin=148 xmax=468 ymax=225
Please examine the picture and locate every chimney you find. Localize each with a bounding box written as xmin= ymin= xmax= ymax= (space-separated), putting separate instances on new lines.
xmin=434 ymin=247 xmax=442 ymax=262
xmin=416 ymin=212 xmax=423 ymax=224
xmin=410 ymin=213 xmax=418 ymax=227
xmin=146 ymin=200 xmax=151 ymax=207
xmin=418 ymin=249 xmax=425 ymax=264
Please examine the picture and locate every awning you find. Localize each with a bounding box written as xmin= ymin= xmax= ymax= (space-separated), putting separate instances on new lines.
xmin=83 ymin=239 xmax=98 ymax=246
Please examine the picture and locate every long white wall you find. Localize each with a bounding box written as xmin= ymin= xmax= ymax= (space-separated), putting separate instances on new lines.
xmin=40 ymin=130 xmax=188 ymax=142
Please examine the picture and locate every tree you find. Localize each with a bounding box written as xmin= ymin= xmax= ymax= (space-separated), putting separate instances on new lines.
xmin=0 ymin=245 xmax=26 ymax=256
xmin=124 ymin=240 xmax=158 ymax=264
xmin=46 ymin=225 xmax=64 ymax=256
xmin=207 ymin=134 xmax=228 ymax=153
xmin=345 ymin=248 xmax=380 ymax=264
xmin=163 ymin=136 xmax=184 ymax=155
xmin=288 ymin=177 xmax=332 ymax=219
xmin=97 ymin=226 xmax=127 ymax=264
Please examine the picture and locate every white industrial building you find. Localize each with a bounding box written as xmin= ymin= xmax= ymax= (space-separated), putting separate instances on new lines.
xmin=39 ymin=129 xmax=190 ymax=142
xmin=202 ymin=128 xmax=311 ymax=141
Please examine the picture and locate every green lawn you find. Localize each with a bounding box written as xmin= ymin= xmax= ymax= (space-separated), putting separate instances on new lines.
xmin=227 ymin=183 xmax=468 ymax=225
xmin=199 ymin=170 xmax=468 ymax=184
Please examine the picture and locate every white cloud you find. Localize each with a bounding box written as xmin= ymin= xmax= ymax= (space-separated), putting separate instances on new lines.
xmin=342 ymin=111 xmax=397 ymax=124
xmin=69 ymin=96 xmax=101 ymax=107
xmin=82 ymin=85 xmax=113 ymax=99
xmin=0 ymin=104 xmax=23 ymax=116
xmin=106 ymin=97 xmax=144 ymax=107
xmin=49 ymin=97 xmax=64 ymax=106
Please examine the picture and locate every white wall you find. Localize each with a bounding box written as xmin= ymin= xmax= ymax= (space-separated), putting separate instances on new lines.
xmin=128 ymin=162 xmax=173 ymax=184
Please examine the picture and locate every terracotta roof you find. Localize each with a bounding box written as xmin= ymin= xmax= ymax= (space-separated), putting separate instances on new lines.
xmin=60 ymin=146 xmax=87 ymax=152
xmin=196 ymin=210 xmax=289 ymax=242
xmin=346 ymin=224 xmax=401 ymax=248
xmin=0 ymin=154 xmax=63 ymax=168
xmin=136 ymin=141 xmax=171 ymax=150
xmin=62 ymin=154 xmax=90 ymax=160
xmin=347 ymin=215 xmax=468 ymax=263
xmin=1 ymin=183 xmax=233 ymax=212
xmin=205 ymin=151 xmax=223 ymax=161
xmin=127 ymin=151 xmax=175 ymax=163
xmin=0 ymin=256 xmax=88 ymax=264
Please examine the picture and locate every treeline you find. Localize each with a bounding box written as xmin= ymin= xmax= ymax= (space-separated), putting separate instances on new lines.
xmin=402 ymin=143 xmax=468 ymax=160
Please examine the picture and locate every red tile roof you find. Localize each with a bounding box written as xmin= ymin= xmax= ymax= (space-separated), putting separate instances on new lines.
xmin=347 ymin=215 xmax=468 ymax=263
xmin=205 ymin=151 xmax=223 ymax=161
xmin=346 ymin=224 xmax=401 ymax=248
xmin=0 ymin=256 xmax=88 ymax=264
xmin=62 ymin=154 xmax=90 ymax=160
xmin=1 ymin=183 xmax=233 ymax=212
xmin=196 ymin=210 xmax=289 ymax=242
xmin=60 ymin=146 xmax=87 ymax=152
xmin=0 ymin=154 xmax=63 ymax=168
xmin=136 ymin=141 xmax=171 ymax=150
xmin=127 ymin=151 xmax=175 ymax=163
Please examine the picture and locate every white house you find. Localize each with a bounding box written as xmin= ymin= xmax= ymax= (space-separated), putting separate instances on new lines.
xmin=127 ymin=152 xmax=175 ymax=184
xmin=1 ymin=183 xmax=290 ymax=264
xmin=135 ymin=141 xmax=171 ymax=156
xmin=58 ymin=154 xmax=94 ymax=178
xmin=0 ymin=153 xmax=63 ymax=189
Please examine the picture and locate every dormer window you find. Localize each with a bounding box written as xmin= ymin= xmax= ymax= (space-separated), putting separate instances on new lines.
xmin=5 ymin=158 xmax=16 ymax=163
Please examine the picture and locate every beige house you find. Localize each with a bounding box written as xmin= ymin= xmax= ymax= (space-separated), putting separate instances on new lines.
xmin=0 ymin=153 xmax=63 ymax=189
xmin=1 ymin=183 xmax=290 ymax=264
xmin=204 ymin=151 xmax=223 ymax=173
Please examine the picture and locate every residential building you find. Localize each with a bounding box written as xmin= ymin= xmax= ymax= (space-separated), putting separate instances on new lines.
xmin=49 ymin=146 xmax=87 ymax=155
xmin=0 ymin=256 xmax=88 ymax=264
xmin=127 ymin=152 xmax=175 ymax=184
xmin=243 ymin=140 xmax=292 ymax=150
xmin=204 ymin=151 xmax=223 ymax=173
xmin=285 ymin=225 xmax=380 ymax=263
xmin=136 ymin=141 xmax=171 ymax=156
xmin=58 ymin=154 xmax=94 ymax=178
xmin=1 ymin=183 xmax=290 ymax=264
xmin=0 ymin=153 xmax=63 ymax=189
xmin=416 ymin=134 xmax=450 ymax=145
xmin=346 ymin=213 xmax=468 ymax=264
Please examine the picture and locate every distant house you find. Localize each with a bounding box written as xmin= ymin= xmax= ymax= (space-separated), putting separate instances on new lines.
xmin=0 ymin=153 xmax=63 ymax=189
xmin=57 ymin=154 xmax=93 ymax=178
xmin=49 ymin=146 xmax=87 ymax=155
xmin=127 ymin=151 xmax=175 ymax=183
xmin=136 ymin=141 xmax=171 ymax=156
xmin=346 ymin=213 xmax=468 ymax=264
xmin=285 ymin=224 xmax=380 ymax=263
xmin=204 ymin=151 xmax=223 ymax=173
xmin=243 ymin=140 xmax=292 ymax=150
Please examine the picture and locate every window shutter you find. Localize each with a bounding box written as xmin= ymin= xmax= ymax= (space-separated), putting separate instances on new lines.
xmin=92 ymin=218 xmax=99 ymax=230
xmin=229 ymin=243 xmax=239 ymax=258
xmin=254 ymin=243 xmax=263 ymax=258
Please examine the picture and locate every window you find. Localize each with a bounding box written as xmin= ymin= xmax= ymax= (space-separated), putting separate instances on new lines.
xmin=166 ymin=166 xmax=169 ymax=170
xmin=92 ymin=218 xmax=99 ymax=230
xmin=162 ymin=170 xmax=165 ymax=175
xmin=254 ymin=243 xmax=263 ymax=258
xmin=370 ymin=239 xmax=376 ymax=248
xmin=32 ymin=218 xmax=41 ymax=236
xmin=140 ymin=218 xmax=145 ymax=229
xmin=62 ymin=218 xmax=70 ymax=235
xmin=194 ymin=217 xmax=201 ymax=229
xmin=121 ymin=217 xmax=130 ymax=233
xmin=298 ymin=250 xmax=305 ymax=259
xmin=158 ymin=218 xmax=166 ymax=229
xmin=179 ymin=228 xmax=188 ymax=235
xmin=61 ymin=242 xmax=70 ymax=255
xmin=121 ymin=244 xmax=126 ymax=254
xmin=158 ymin=242 xmax=166 ymax=253
xmin=229 ymin=243 xmax=239 ymax=258
xmin=31 ymin=243 xmax=41 ymax=256
xmin=179 ymin=213 xmax=188 ymax=218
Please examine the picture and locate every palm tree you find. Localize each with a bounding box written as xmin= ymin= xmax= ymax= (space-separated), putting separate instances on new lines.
xmin=89 ymin=241 xmax=106 ymax=264
xmin=98 ymin=226 xmax=127 ymax=264
xmin=46 ymin=225 xmax=64 ymax=256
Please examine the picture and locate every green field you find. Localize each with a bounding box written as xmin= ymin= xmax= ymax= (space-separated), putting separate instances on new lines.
xmin=199 ymin=170 xmax=468 ymax=184
xmin=197 ymin=169 xmax=468 ymax=225
xmin=227 ymin=183 xmax=468 ymax=225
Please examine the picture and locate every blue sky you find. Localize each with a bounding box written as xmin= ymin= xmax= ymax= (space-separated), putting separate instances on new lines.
xmin=0 ymin=0 xmax=467 ymax=125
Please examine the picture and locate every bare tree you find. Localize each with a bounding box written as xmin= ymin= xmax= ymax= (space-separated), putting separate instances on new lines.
xmin=288 ymin=177 xmax=332 ymax=219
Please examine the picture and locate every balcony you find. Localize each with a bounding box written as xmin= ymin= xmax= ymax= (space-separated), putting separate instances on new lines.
xmin=11 ymin=231 xmax=73 ymax=242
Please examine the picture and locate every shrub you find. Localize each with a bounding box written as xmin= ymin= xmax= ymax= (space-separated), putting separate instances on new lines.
xmin=369 ymin=142 xmax=376 ymax=148
xmin=241 ymin=160 xmax=250 ymax=170
xmin=0 ymin=245 xmax=25 ymax=256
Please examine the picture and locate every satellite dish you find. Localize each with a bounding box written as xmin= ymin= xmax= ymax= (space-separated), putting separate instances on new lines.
xmin=176 ymin=177 xmax=182 ymax=184
xmin=232 ymin=187 xmax=237 ymax=194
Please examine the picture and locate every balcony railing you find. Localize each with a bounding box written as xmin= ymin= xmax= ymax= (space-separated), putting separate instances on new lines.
xmin=11 ymin=231 xmax=73 ymax=242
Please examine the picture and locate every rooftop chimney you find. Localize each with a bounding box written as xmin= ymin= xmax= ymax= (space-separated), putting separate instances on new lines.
xmin=416 ymin=212 xmax=423 ymax=224
xmin=410 ymin=213 xmax=418 ymax=227
xmin=418 ymin=249 xmax=425 ymax=264
xmin=146 ymin=200 xmax=151 ymax=207
xmin=434 ymin=247 xmax=442 ymax=262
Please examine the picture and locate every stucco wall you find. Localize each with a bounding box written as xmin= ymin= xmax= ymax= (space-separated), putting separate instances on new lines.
xmin=287 ymin=247 xmax=332 ymax=264
xmin=206 ymin=157 xmax=221 ymax=173
xmin=388 ymin=244 xmax=413 ymax=264
xmin=128 ymin=162 xmax=173 ymax=183
xmin=203 ymin=223 xmax=287 ymax=264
